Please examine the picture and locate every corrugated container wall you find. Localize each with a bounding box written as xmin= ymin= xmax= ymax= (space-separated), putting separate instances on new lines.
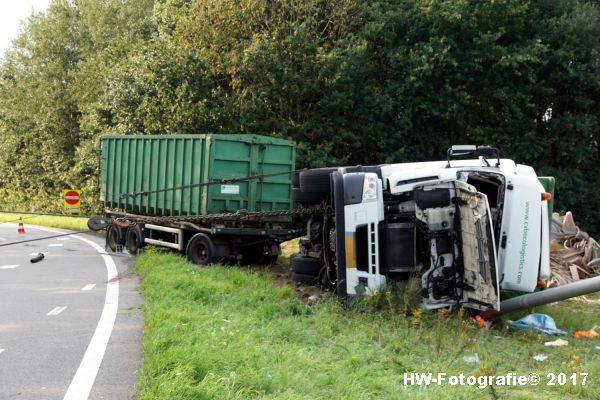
xmin=100 ymin=134 xmax=295 ymax=216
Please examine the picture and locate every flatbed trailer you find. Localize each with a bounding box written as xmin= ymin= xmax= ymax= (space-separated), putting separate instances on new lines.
xmin=96 ymin=133 xmax=302 ymax=264
xmin=103 ymin=208 xmax=309 ymax=264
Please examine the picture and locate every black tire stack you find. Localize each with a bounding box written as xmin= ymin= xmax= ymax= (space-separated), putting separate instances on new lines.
xmin=291 ymin=168 xmax=336 ymax=204
xmin=289 ymin=167 xmax=335 ymax=285
xmin=298 ymin=168 xmax=337 ymax=194
xmin=290 ymin=254 xmax=324 ymax=285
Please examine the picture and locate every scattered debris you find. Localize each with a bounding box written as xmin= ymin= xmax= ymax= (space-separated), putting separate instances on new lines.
xmin=550 ymin=212 xmax=600 ymax=286
xmin=462 ymin=354 xmax=479 ymax=364
xmin=509 ymin=314 xmax=567 ymax=336
xmin=533 ymin=354 xmax=548 ymax=362
xmin=469 ymin=315 xmax=492 ymax=329
xmin=307 ymin=294 xmax=324 ymax=305
xmin=594 ymin=346 xmax=600 ymax=351
xmin=544 ymin=338 xmax=569 ymax=347
xmin=493 ymin=335 xmax=503 ymax=340
xmin=572 ymin=327 xmax=599 ymax=339
xmin=30 ymin=253 xmax=45 ymax=263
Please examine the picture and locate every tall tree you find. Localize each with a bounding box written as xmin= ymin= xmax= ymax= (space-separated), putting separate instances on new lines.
xmin=0 ymin=0 xmax=599 ymax=233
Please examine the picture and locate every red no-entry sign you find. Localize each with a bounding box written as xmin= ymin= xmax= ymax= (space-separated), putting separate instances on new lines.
xmin=63 ymin=189 xmax=81 ymax=211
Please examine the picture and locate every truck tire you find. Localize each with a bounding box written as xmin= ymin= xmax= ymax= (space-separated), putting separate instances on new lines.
xmin=88 ymin=215 xmax=110 ymax=231
xmin=292 ymin=171 xmax=301 ymax=187
xmin=106 ymin=223 xmax=125 ymax=252
xmin=125 ymin=225 xmax=145 ymax=254
xmin=291 ymin=272 xmax=320 ymax=285
xmin=291 ymin=188 xmax=323 ymax=204
xmin=291 ymin=255 xmax=323 ymax=275
xmin=299 ymin=168 xmax=337 ymax=194
xmin=186 ymin=233 xmax=215 ymax=266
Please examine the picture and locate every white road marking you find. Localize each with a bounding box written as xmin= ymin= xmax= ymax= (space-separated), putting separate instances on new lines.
xmin=0 ymin=265 xmax=20 ymax=270
xmin=57 ymin=237 xmax=71 ymax=241
xmin=62 ymin=235 xmax=119 ymax=400
xmin=0 ymin=237 xmax=6 ymax=241
xmin=8 ymin=224 xmax=120 ymax=400
xmin=47 ymin=306 xmax=68 ymax=316
xmin=81 ymin=284 xmax=96 ymax=291
xmin=29 ymin=252 xmax=49 ymax=256
xmin=48 ymin=243 xmax=63 ymax=247
xmin=0 ymin=349 xmax=5 ymax=355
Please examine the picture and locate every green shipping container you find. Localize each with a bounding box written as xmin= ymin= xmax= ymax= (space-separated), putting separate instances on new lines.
xmin=100 ymin=134 xmax=295 ymax=216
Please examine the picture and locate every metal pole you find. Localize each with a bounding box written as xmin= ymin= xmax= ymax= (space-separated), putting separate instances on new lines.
xmin=498 ymin=275 xmax=600 ymax=315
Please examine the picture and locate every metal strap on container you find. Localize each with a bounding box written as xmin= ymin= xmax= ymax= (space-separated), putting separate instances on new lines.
xmin=118 ymin=168 xmax=304 ymax=199
xmin=116 ymin=205 xmax=324 ymax=225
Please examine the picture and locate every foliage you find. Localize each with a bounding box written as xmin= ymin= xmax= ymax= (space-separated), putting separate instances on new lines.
xmin=0 ymin=0 xmax=599 ymax=232
xmin=0 ymin=212 xmax=89 ymax=231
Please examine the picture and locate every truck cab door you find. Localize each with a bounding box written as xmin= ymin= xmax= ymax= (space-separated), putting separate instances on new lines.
xmin=455 ymin=181 xmax=501 ymax=311
xmin=497 ymin=175 xmax=543 ymax=292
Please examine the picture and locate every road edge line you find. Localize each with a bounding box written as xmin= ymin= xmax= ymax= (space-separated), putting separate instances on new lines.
xmin=63 ymin=234 xmax=119 ymax=400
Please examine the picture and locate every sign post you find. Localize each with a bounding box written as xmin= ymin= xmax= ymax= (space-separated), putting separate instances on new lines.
xmin=63 ymin=189 xmax=81 ymax=213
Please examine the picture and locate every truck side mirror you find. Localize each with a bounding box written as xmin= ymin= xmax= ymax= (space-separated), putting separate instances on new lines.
xmin=446 ymin=145 xmax=477 ymax=167
xmin=445 ymin=145 xmax=500 ymax=167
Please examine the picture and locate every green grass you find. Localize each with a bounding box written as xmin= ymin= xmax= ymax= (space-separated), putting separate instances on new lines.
xmin=0 ymin=212 xmax=89 ymax=231
xmin=137 ymin=252 xmax=600 ymax=399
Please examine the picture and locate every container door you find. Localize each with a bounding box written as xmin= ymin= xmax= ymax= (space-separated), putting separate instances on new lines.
xmin=207 ymin=137 xmax=254 ymax=213
xmin=250 ymin=140 xmax=295 ymax=212
xmin=207 ymin=135 xmax=294 ymax=214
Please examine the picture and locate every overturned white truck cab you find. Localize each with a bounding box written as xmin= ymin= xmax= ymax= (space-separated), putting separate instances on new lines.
xmin=294 ymin=146 xmax=554 ymax=313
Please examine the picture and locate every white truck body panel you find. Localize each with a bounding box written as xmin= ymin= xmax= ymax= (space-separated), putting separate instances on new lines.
xmin=344 ymin=175 xmax=386 ymax=295
xmin=497 ymin=174 xmax=543 ymax=291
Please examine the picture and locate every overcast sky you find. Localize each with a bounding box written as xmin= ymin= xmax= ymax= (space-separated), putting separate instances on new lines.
xmin=0 ymin=0 xmax=52 ymax=59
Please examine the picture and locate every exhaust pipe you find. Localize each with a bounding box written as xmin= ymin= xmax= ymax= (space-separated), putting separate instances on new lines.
xmin=497 ymin=276 xmax=600 ymax=316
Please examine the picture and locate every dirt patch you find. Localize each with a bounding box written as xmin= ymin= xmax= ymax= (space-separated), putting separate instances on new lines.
xmin=247 ymin=258 xmax=329 ymax=303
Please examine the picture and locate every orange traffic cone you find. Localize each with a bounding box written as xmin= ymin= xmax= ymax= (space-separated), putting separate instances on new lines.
xmin=18 ymin=217 xmax=25 ymax=234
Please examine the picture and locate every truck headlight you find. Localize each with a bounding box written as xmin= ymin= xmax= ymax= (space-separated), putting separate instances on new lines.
xmin=362 ymin=175 xmax=378 ymax=201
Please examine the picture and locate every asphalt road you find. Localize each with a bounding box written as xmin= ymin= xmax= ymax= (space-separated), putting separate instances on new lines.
xmin=0 ymin=222 xmax=142 ymax=400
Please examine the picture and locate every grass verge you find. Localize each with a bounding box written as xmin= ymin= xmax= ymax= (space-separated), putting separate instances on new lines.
xmin=0 ymin=212 xmax=89 ymax=231
xmin=137 ymin=251 xmax=600 ymax=399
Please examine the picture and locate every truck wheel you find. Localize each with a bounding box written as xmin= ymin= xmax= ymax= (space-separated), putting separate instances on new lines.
xmin=291 ymin=272 xmax=320 ymax=285
xmin=291 ymin=188 xmax=323 ymax=204
xmin=299 ymin=168 xmax=337 ymax=194
xmin=292 ymin=171 xmax=301 ymax=187
xmin=106 ymin=224 xmax=125 ymax=252
xmin=125 ymin=225 xmax=144 ymax=254
xmin=291 ymin=255 xmax=323 ymax=275
xmin=88 ymin=215 xmax=110 ymax=231
xmin=187 ymin=233 xmax=215 ymax=265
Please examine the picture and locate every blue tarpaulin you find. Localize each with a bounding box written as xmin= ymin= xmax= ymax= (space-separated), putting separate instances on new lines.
xmin=509 ymin=314 xmax=567 ymax=336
